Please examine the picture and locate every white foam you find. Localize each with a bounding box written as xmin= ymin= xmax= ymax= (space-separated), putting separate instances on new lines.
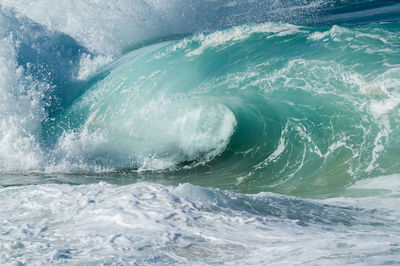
xmin=369 ymin=98 xmax=399 ymax=116
xmin=1 ymin=0 xmax=171 ymax=55
xmin=0 ymin=35 xmax=44 ymax=172
xmin=188 ymin=23 xmax=303 ymax=56
xmin=351 ymin=174 xmax=400 ymax=192
xmin=54 ymin=101 xmax=237 ymax=172
xmin=0 ymin=0 xmax=316 ymax=57
xmin=308 ymin=30 xmax=330 ymax=41
xmin=77 ymin=53 xmax=113 ymax=80
xmin=1 ymin=182 xmax=400 ymax=264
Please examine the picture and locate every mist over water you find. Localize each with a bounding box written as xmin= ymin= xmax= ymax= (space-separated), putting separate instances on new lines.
xmin=0 ymin=0 xmax=400 ymax=264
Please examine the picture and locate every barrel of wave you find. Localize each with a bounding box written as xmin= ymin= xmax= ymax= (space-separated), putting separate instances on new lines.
xmin=54 ymin=42 xmax=237 ymax=171
xmin=57 ymin=99 xmax=236 ymax=171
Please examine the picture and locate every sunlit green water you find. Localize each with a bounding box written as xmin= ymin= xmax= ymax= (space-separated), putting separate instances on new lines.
xmin=46 ymin=22 xmax=400 ymax=198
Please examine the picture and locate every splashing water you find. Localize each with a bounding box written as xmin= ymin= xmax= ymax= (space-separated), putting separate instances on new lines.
xmin=0 ymin=0 xmax=400 ymax=264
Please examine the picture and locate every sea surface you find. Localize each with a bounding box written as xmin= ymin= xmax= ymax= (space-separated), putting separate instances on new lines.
xmin=0 ymin=0 xmax=400 ymax=265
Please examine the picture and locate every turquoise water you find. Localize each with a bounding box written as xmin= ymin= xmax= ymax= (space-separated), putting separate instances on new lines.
xmin=50 ymin=22 xmax=400 ymax=197
xmin=1 ymin=0 xmax=400 ymax=264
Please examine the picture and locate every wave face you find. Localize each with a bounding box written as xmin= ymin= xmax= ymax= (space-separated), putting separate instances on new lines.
xmin=1 ymin=0 xmax=400 ymax=264
xmin=6 ymin=20 xmax=400 ymax=195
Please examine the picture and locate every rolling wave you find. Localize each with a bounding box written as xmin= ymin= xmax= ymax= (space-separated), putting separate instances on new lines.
xmin=46 ymin=22 xmax=400 ymax=196
xmin=1 ymin=1 xmax=400 ymax=264
xmin=0 ymin=1 xmax=399 ymax=196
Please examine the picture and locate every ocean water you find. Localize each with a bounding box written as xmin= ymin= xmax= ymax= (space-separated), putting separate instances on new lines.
xmin=0 ymin=0 xmax=400 ymax=265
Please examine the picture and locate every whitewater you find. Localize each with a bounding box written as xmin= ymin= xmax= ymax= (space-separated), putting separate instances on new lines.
xmin=0 ymin=0 xmax=400 ymax=265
